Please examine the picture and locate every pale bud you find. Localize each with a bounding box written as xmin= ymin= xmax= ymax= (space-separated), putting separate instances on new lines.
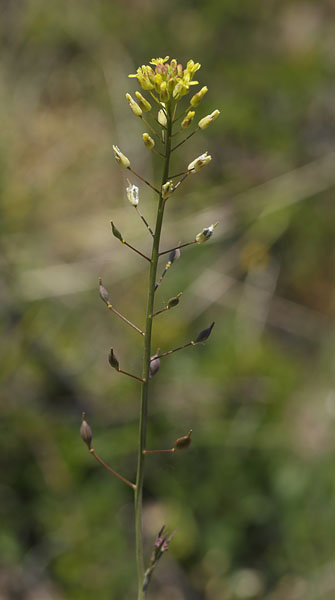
xmin=125 ymin=93 xmax=143 ymax=117
xmin=158 ymin=109 xmax=167 ymax=128
xmin=190 ymin=86 xmax=208 ymax=107
xmin=187 ymin=151 xmax=212 ymax=173
xmin=169 ymin=248 xmax=181 ymax=264
xmin=113 ymin=145 xmax=130 ymax=169
xmin=126 ymin=180 xmax=139 ymax=206
xmin=80 ymin=412 xmax=93 ymax=449
xmin=142 ymin=133 xmax=155 ymax=149
xmin=181 ymin=111 xmax=195 ymax=129
xmin=99 ymin=277 xmax=111 ymax=307
xmin=161 ymin=180 xmax=174 ymax=199
xmin=198 ymin=109 xmax=220 ymax=130
xmin=195 ymin=222 xmax=218 ymax=244
xmin=160 ymin=81 xmax=170 ymax=102
xmin=149 ymin=355 xmax=160 ymax=379
xmin=135 ymin=91 xmax=152 ymax=112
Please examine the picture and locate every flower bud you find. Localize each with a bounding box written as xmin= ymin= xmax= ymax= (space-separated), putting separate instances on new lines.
xmin=149 ymin=355 xmax=160 ymax=378
xmin=113 ymin=145 xmax=130 ymax=169
xmin=187 ymin=151 xmax=212 ymax=173
xmin=160 ymin=81 xmax=170 ymax=102
xmin=135 ymin=91 xmax=152 ymax=112
xmin=173 ymin=429 xmax=192 ymax=451
xmin=158 ymin=109 xmax=167 ymax=128
xmin=190 ymin=86 xmax=208 ymax=107
xmin=80 ymin=412 xmax=92 ymax=449
xmin=195 ymin=222 xmax=218 ymax=244
xmin=108 ymin=348 xmax=120 ymax=371
xmin=161 ymin=180 xmax=174 ymax=199
xmin=167 ymin=292 xmax=182 ymax=309
xmin=169 ymin=248 xmax=181 ymax=264
xmin=194 ymin=321 xmax=215 ymax=344
xmin=142 ymin=133 xmax=155 ymax=149
xmin=111 ymin=221 xmax=124 ymax=243
xmin=198 ymin=109 xmax=220 ymax=130
xmin=126 ymin=180 xmax=139 ymax=206
xmin=99 ymin=277 xmax=111 ymax=307
xmin=125 ymin=93 xmax=143 ymax=117
xmin=181 ymin=110 xmax=195 ymax=129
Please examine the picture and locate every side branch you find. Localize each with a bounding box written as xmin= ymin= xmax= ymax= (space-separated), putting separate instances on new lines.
xmin=159 ymin=240 xmax=196 ymax=256
xmin=89 ymin=449 xmax=136 ymax=490
xmin=128 ymin=167 xmax=160 ymax=195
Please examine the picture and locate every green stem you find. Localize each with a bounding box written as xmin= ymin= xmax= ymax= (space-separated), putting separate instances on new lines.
xmin=134 ymin=103 xmax=173 ymax=600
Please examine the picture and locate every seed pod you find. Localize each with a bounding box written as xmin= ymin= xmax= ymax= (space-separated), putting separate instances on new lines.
xmin=108 ymin=348 xmax=120 ymax=371
xmin=168 ymin=247 xmax=181 ymax=264
xmin=167 ymin=292 xmax=182 ymax=309
xmin=98 ymin=277 xmax=110 ymax=307
xmin=194 ymin=321 xmax=215 ymax=344
xmin=80 ymin=412 xmax=92 ymax=449
xmin=173 ymin=429 xmax=192 ymax=451
xmin=149 ymin=355 xmax=160 ymax=378
xmin=111 ymin=221 xmax=124 ymax=243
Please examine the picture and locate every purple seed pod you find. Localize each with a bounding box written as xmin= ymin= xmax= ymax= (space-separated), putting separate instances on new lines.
xmin=149 ymin=355 xmax=160 ymax=378
xmin=194 ymin=321 xmax=215 ymax=344
xmin=173 ymin=429 xmax=192 ymax=451
xmin=80 ymin=412 xmax=92 ymax=449
xmin=168 ymin=247 xmax=181 ymax=264
xmin=99 ymin=277 xmax=110 ymax=306
xmin=108 ymin=348 xmax=120 ymax=371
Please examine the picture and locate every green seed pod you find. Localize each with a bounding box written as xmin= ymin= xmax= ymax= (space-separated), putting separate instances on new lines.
xmin=98 ymin=277 xmax=110 ymax=307
xmin=108 ymin=348 xmax=120 ymax=371
xmin=167 ymin=292 xmax=182 ymax=309
xmin=111 ymin=221 xmax=124 ymax=243
xmin=173 ymin=429 xmax=192 ymax=451
xmin=80 ymin=412 xmax=92 ymax=449
xmin=194 ymin=321 xmax=215 ymax=344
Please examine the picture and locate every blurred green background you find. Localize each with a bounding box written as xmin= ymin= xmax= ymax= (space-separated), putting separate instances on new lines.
xmin=0 ymin=1 xmax=334 ymax=599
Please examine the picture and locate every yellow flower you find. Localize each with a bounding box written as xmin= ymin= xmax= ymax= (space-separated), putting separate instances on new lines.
xmin=150 ymin=56 xmax=169 ymax=66
xmin=128 ymin=57 xmax=201 ymax=99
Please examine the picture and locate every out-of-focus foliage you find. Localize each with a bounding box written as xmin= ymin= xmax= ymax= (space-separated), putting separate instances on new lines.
xmin=0 ymin=1 xmax=334 ymax=599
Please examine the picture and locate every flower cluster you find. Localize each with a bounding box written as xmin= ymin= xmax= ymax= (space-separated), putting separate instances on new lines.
xmin=129 ymin=56 xmax=201 ymax=101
